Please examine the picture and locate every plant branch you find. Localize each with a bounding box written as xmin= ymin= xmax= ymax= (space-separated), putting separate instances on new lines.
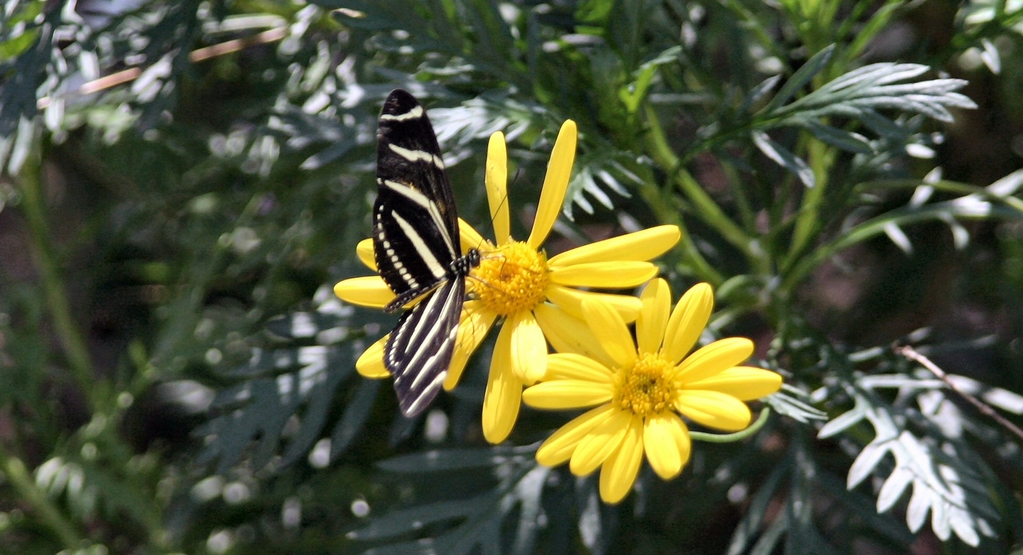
xmin=19 ymin=161 xmax=97 ymax=410
xmin=896 ymin=345 xmax=1023 ymax=444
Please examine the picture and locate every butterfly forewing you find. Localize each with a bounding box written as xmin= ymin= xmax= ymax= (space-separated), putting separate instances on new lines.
xmin=372 ymin=89 xmax=478 ymax=417
xmin=375 ymin=90 xmax=460 ymax=308
xmin=374 ymin=180 xmax=456 ymax=309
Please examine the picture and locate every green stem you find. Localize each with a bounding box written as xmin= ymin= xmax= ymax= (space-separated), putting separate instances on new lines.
xmin=633 ymin=178 xmax=723 ymax=284
xmin=643 ymin=104 xmax=766 ymax=284
xmin=19 ymin=161 xmax=98 ymax=410
xmin=690 ymin=408 xmax=772 ymax=443
xmin=785 ymin=139 xmax=827 ymax=270
xmin=0 ymin=445 xmax=82 ymax=549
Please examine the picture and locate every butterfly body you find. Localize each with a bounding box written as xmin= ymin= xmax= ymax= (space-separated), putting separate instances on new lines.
xmin=372 ymin=89 xmax=479 ymax=417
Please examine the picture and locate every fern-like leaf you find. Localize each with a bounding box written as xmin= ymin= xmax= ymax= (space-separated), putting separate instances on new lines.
xmin=824 ymin=383 xmax=1002 ymax=546
xmin=195 ymin=291 xmax=390 ymax=473
xmin=349 ymin=445 xmax=556 ymax=555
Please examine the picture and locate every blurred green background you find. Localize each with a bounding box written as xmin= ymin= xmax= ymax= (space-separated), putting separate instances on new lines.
xmin=2 ymin=0 xmax=1023 ymax=553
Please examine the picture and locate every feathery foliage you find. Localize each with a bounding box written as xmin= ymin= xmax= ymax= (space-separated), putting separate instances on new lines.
xmin=2 ymin=0 xmax=1023 ymax=553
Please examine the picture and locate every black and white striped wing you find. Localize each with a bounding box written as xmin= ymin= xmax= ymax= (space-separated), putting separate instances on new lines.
xmin=373 ymin=90 xmax=460 ymax=311
xmin=372 ymin=89 xmax=471 ymax=417
xmin=386 ymin=278 xmax=464 ymax=417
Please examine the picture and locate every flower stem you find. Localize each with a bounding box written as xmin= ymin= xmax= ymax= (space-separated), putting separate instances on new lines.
xmin=641 ymin=104 xmax=734 ymax=283
xmin=642 ymin=104 xmax=754 ymax=253
xmin=689 ymin=408 xmax=771 ymax=443
xmin=784 ymin=134 xmax=830 ymax=275
xmin=18 ymin=161 xmax=98 ymax=410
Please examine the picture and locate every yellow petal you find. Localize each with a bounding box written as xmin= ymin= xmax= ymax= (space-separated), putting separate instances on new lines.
xmin=509 ymin=311 xmax=547 ymax=384
xmin=536 ymin=404 xmax=616 ymax=467
xmin=355 ymin=335 xmax=391 ymax=379
xmin=676 ymin=390 xmax=751 ymax=431
xmin=669 ymin=415 xmax=692 ymax=468
xmin=522 ymin=379 xmax=614 ymax=409
xmin=549 ymin=261 xmax=658 ymax=288
xmin=643 ymin=412 xmax=687 ymax=479
xmin=486 ymin=132 xmax=511 ymax=245
xmin=570 ymin=408 xmax=632 ymax=476
xmin=662 ymin=283 xmax=714 ymax=364
xmin=444 ymin=303 xmax=498 ymax=390
xmin=545 ymin=285 xmax=642 ymax=322
xmin=684 ymin=366 xmax=783 ymax=400
xmin=599 ymin=415 xmax=643 ymax=504
xmin=548 ymin=225 xmax=681 ymax=267
xmin=527 ymin=120 xmax=576 ymax=249
xmin=460 ymin=219 xmax=492 ymax=253
xmin=534 ymin=303 xmax=617 ymax=369
xmin=580 ymin=299 xmax=637 ymax=370
xmin=482 ymin=325 xmax=523 ymax=444
xmin=334 ymin=276 xmax=395 ymax=308
xmin=356 ymin=238 xmax=377 ymax=271
xmin=544 ymin=353 xmax=614 ymax=382
xmin=637 ymin=279 xmax=670 ymax=355
xmin=676 ymin=337 xmax=754 ymax=384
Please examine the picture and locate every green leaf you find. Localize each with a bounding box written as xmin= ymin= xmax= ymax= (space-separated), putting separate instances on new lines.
xmin=328 ymin=378 xmax=383 ymax=461
xmin=575 ymin=0 xmax=617 ymax=26
xmin=378 ymin=445 xmax=538 ymax=473
xmin=764 ymin=45 xmax=835 ymax=112
xmin=774 ymin=62 xmax=977 ymax=125
xmin=751 ymin=130 xmax=816 ymax=188
xmin=619 ymin=45 xmax=681 ymax=113
xmin=194 ymin=345 xmax=357 ymax=472
xmin=576 ymin=478 xmax=618 ymax=555
xmin=564 ymin=151 xmax=638 ymax=218
xmin=350 ymin=447 xmax=552 ymax=555
xmin=804 ymin=120 xmax=873 ymax=154
xmin=946 ymin=374 xmax=1023 ymax=415
xmin=819 ymin=471 xmax=915 ymax=546
xmin=847 ymin=441 xmax=890 ymax=489
xmin=265 ymin=311 xmax=353 ymax=340
xmin=741 ymin=75 xmax=782 ymax=114
xmin=726 ymin=457 xmax=789 ymax=555
xmin=839 ymin=385 xmax=1001 ymax=547
xmin=764 ymin=389 xmax=827 ymax=423
xmin=817 ymin=394 xmax=868 ymax=439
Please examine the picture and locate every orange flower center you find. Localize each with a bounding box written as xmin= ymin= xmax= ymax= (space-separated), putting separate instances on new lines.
xmin=468 ymin=241 xmax=549 ymax=316
xmin=615 ymin=352 xmax=676 ymax=417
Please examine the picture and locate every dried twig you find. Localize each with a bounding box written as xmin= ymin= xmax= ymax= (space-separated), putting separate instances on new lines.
xmin=37 ymin=27 xmax=288 ymax=109
xmin=896 ymin=344 xmax=1023 ymax=443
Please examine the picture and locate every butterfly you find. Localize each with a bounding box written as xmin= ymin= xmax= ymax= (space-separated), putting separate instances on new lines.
xmin=373 ymin=89 xmax=481 ymax=417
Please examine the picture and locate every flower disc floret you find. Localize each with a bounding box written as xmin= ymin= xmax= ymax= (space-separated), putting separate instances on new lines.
xmin=615 ymin=353 xmax=674 ymax=417
xmin=469 ymin=242 xmax=550 ymax=316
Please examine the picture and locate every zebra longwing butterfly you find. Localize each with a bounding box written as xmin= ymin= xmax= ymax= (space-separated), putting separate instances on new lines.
xmin=373 ymin=89 xmax=481 ymax=417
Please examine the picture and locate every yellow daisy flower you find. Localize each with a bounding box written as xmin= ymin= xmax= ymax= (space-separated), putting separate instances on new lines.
xmin=334 ymin=120 xmax=681 ymax=443
xmin=521 ymin=279 xmax=783 ymax=504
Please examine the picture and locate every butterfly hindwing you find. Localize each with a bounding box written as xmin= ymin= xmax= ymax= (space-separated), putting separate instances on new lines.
xmin=372 ymin=89 xmax=478 ymax=417
xmin=386 ymin=278 xmax=464 ymax=416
